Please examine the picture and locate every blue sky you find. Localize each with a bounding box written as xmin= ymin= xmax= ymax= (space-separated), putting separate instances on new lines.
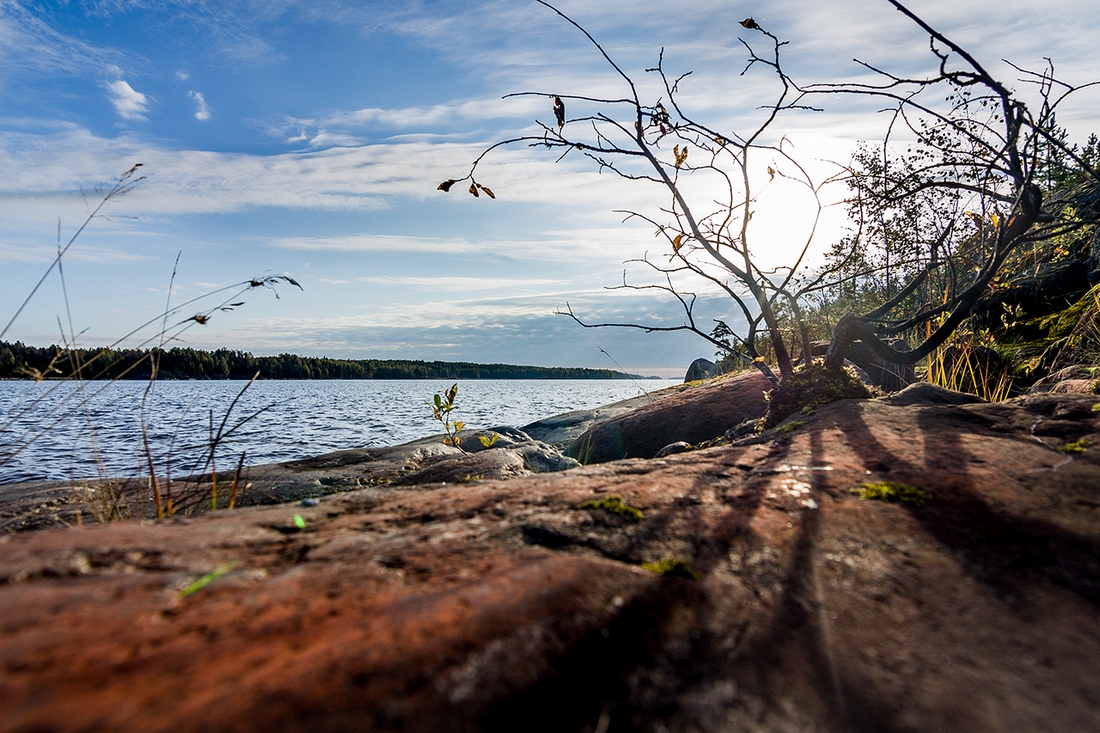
xmin=2 ymin=0 xmax=1099 ymax=377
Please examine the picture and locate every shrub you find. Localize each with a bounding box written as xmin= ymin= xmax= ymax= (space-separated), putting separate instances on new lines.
xmin=761 ymin=361 xmax=873 ymax=431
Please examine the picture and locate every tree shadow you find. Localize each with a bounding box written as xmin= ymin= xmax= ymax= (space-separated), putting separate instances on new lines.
xmin=838 ymin=402 xmax=1100 ymax=609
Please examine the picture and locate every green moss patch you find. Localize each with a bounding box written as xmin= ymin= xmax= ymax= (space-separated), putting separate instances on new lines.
xmin=776 ymin=420 xmax=805 ymax=434
xmin=852 ymin=481 xmax=930 ymax=505
xmin=578 ymin=495 xmax=643 ymax=521
xmin=1059 ymin=438 xmax=1091 ymax=454
xmin=641 ymin=558 xmax=700 ymax=579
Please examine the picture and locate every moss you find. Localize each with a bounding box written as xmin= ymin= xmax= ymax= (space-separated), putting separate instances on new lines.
xmin=1058 ymin=438 xmax=1091 ymax=454
xmin=761 ymin=360 xmax=874 ymax=431
xmin=776 ymin=420 xmax=805 ymax=434
xmin=641 ymin=557 xmax=700 ymax=580
xmin=852 ymin=481 xmax=930 ymax=505
xmin=578 ymin=495 xmax=643 ymax=521
xmin=1038 ymin=283 xmax=1100 ymax=339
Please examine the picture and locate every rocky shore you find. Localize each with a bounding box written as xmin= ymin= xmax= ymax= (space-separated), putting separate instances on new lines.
xmin=1 ymin=372 xmax=1099 ymax=731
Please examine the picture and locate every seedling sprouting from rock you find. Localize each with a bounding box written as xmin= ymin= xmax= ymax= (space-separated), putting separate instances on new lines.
xmin=428 ymin=383 xmax=467 ymax=452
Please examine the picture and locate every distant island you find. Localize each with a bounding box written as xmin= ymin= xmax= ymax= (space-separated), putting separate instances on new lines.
xmin=0 ymin=341 xmax=658 ymax=381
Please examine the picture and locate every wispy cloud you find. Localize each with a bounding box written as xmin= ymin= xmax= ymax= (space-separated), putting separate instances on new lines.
xmin=0 ymin=240 xmax=150 ymax=266
xmin=188 ymin=91 xmax=211 ymax=121
xmin=106 ymin=80 xmax=150 ymax=121
xmin=0 ymin=2 xmax=126 ymax=76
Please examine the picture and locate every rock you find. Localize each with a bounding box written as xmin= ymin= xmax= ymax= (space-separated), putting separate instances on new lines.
xmin=653 ymin=441 xmax=691 ymax=458
xmin=1 ymin=390 xmax=1099 ymax=731
xmin=457 ymin=426 xmax=533 ymax=452
xmin=684 ymin=356 xmax=743 ymax=383
xmin=520 ymin=388 xmax=680 ymax=448
xmin=1030 ymin=365 xmax=1100 ymax=396
xmin=0 ymin=432 xmax=578 ymax=532
xmin=566 ymin=370 xmax=771 ymax=464
xmin=880 ymin=382 xmax=988 ymax=407
xmin=684 ymin=357 xmax=717 ymax=382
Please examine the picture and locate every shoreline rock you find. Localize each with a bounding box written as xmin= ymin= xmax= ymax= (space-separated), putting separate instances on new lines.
xmin=0 ymin=387 xmax=1098 ymax=730
xmin=0 ymin=380 xmax=693 ymax=533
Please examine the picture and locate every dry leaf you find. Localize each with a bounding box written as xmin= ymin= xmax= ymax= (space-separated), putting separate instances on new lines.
xmin=437 ymin=179 xmax=456 ymax=192
xmin=674 ymin=145 xmax=689 ymax=169
xmin=553 ymin=96 xmax=566 ymax=128
xmin=469 ymin=183 xmax=479 ymax=197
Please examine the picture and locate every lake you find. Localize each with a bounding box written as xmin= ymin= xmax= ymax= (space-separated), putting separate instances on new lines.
xmin=0 ymin=378 xmax=678 ymax=484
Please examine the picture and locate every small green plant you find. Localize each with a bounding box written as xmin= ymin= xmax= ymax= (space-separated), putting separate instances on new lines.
xmin=776 ymin=420 xmax=805 ymax=434
xmin=178 ymin=561 xmax=238 ymax=598
xmin=428 ymin=383 xmax=467 ymax=452
xmin=641 ymin=557 xmax=700 ymax=579
xmin=578 ymin=495 xmax=643 ymax=521
xmin=1059 ymin=438 xmax=1091 ymax=454
xmin=478 ymin=433 xmax=500 ymax=448
xmin=852 ymin=481 xmax=930 ymax=505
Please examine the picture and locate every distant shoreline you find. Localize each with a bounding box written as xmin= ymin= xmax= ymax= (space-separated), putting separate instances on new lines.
xmin=0 ymin=341 xmax=661 ymax=381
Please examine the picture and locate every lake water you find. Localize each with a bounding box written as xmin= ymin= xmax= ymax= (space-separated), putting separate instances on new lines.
xmin=0 ymin=379 xmax=678 ymax=484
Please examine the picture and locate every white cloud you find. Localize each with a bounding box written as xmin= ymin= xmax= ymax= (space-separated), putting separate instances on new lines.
xmin=268 ymin=234 xmax=484 ymax=254
xmin=176 ymin=70 xmax=190 ymax=81
xmin=188 ymin=91 xmax=211 ymax=121
xmin=106 ymin=80 xmax=150 ymax=121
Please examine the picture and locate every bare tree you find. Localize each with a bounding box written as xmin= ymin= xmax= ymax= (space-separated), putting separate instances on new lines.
xmin=440 ymin=0 xmax=1100 ymax=389
xmin=808 ymin=1 xmax=1100 ymax=372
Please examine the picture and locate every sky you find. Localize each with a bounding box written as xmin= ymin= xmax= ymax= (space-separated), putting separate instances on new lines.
xmin=1 ymin=0 xmax=1099 ymax=377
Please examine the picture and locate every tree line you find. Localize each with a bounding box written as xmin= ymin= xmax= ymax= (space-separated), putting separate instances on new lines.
xmin=0 ymin=342 xmax=649 ymax=381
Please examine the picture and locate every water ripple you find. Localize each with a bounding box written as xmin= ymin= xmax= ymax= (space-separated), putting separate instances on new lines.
xmin=0 ymin=379 xmax=673 ymax=484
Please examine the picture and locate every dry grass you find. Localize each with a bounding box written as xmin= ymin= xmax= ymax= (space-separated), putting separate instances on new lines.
xmin=0 ymin=167 xmax=299 ymax=526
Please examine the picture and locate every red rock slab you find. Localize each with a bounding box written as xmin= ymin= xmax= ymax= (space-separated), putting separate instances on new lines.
xmin=567 ymin=369 xmax=771 ymax=463
xmin=0 ymin=389 xmax=1099 ymax=732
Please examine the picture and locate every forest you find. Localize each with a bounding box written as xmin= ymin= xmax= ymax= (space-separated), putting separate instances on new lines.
xmin=0 ymin=342 xmax=648 ymax=381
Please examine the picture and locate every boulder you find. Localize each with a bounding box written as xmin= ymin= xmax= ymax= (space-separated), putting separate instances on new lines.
xmin=566 ymin=370 xmax=771 ymax=463
xmin=1029 ymin=365 xmax=1100 ymax=396
xmin=520 ymin=389 xmax=678 ymax=449
xmin=684 ymin=357 xmax=717 ymax=382
xmin=653 ymin=441 xmax=692 ymax=458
